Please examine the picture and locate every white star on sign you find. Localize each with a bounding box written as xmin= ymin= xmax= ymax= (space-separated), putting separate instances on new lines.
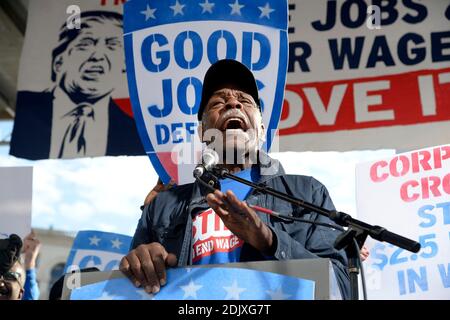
xmin=138 ymin=289 xmax=155 ymax=300
xmin=180 ymin=279 xmax=202 ymax=299
xmin=258 ymin=3 xmax=275 ymax=19
xmin=223 ymin=280 xmax=246 ymax=300
xmin=229 ymin=0 xmax=244 ymax=16
xmin=199 ymin=0 xmax=215 ymax=14
xmin=266 ymin=286 xmax=292 ymax=300
xmin=89 ymin=235 xmax=101 ymax=246
xmin=140 ymin=4 xmax=156 ymax=21
xmin=95 ymin=292 xmax=114 ymax=300
xmin=170 ymin=0 xmax=186 ymax=16
xmin=111 ymin=238 xmax=123 ymax=249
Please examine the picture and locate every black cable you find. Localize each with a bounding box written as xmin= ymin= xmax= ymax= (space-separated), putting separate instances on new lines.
xmin=195 ymin=175 xmax=216 ymax=193
xmin=352 ymin=238 xmax=367 ymax=300
xmin=261 ymin=210 xmax=345 ymax=232
xmin=195 ymin=171 xmax=345 ymax=232
xmin=198 ymin=173 xmax=345 ymax=232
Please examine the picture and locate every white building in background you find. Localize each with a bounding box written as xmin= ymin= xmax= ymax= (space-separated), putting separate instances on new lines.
xmin=34 ymin=228 xmax=75 ymax=299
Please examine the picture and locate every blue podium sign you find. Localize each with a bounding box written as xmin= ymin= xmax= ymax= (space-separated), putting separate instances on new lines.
xmin=70 ymin=266 xmax=314 ymax=300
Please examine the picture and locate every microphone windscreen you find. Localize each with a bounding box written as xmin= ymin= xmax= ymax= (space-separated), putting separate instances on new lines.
xmin=202 ymin=148 xmax=219 ymax=169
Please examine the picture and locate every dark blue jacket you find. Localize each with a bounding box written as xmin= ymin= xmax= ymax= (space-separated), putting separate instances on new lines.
xmin=131 ymin=159 xmax=350 ymax=299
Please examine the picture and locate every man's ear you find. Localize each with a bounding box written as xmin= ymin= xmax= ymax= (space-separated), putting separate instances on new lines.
xmin=18 ymin=288 xmax=24 ymax=300
xmin=258 ymin=120 xmax=266 ymax=144
xmin=53 ymin=55 xmax=64 ymax=77
xmin=260 ymin=120 xmax=266 ymax=136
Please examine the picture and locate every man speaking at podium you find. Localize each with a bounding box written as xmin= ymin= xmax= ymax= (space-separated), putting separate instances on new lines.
xmin=120 ymin=60 xmax=350 ymax=299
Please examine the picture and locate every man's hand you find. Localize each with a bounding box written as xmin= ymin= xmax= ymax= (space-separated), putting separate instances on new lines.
xmin=144 ymin=179 xmax=175 ymax=206
xmin=119 ymin=243 xmax=177 ymax=294
xmin=22 ymin=231 xmax=41 ymax=270
xmin=206 ymin=190 xmax=274 ymax=255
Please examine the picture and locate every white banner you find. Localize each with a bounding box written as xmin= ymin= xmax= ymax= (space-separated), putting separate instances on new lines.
xmin=356 ymin=144 xmax=450 ymax=299
xmin=281 ymin=0 xmax=450 ymax=151
xmin=10 ymin=0 xmax=450 ymax=161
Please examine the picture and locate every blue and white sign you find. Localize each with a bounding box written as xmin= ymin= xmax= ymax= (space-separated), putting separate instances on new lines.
xmin=65 ymin=230 xmax=132 ymax=272
xmin=123 ymin=0 xmax=288 ymax=185
xmin=70 ymin=267 xmax=314 ymax=300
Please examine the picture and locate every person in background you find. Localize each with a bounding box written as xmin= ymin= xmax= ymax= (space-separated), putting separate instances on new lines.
xmin=0 ymin=234 xmax=25 ymax=300
xmin=360 ymin=245 xmax=370 ymax=261
xmin=142 ymin=179 xmax=175 ymax=207
xmin=22 ymin=231 xmax=41 ymax=300
xmin=49 ymin=267 xmax=100 ymax=300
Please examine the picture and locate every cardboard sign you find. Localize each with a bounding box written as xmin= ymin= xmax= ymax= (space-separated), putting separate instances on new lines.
xmin=10 ymin=0 xmax=144 ymax=160
xmin=281 ymin=0 xmax=450 ymax=151
xmin=0 ymin=167 xmax=32 ymax=239
xmin=356 ymin=144 xmax=450 ymax=299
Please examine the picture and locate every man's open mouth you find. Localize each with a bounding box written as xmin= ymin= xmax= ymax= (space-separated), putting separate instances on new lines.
xmin=221 ymin=117 xmax=247 ymax=131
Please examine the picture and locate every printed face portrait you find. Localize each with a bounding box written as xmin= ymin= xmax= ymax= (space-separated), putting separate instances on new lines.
xmin=52 ymin=13 xmax=125 ymax=102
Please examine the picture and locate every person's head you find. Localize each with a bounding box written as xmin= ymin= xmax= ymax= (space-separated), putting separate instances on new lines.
xmin=198 ymin=60 xmax=265 ymax=165
xmin=0 ymin=235 xmax=25 ymax=300
xmin=0 ymin=261 xmax=25 ymax=300
xmin=51 ymin=11 xmax=125 ymax=103
xmin=49 ymin=267 xmax=100 ymax=300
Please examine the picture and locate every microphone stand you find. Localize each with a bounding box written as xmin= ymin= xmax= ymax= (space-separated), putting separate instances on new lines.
xmin=211 ymin=168 xmax=421 ymax=300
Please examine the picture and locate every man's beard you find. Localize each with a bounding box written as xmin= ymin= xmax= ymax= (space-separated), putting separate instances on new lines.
xmin=220 ymin=130 xmax=260 ymax=166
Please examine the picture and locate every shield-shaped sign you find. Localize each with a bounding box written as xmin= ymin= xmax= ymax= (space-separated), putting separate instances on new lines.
xmin=124 ymin=0 xmax=288 ymax=185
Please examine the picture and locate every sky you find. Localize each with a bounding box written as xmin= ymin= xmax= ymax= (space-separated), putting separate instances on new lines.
xmin=0 ymin=119 xmax=395 ymax=237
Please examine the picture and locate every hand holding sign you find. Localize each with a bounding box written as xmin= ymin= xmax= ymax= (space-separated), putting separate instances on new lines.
xmin=120 ymin=243 xmax=177 ymax=294
xmin=22 ymin=231 xmax=41 ymax=270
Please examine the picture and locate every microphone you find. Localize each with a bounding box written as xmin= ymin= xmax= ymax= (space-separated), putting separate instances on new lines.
xmin=193 ymin=148 xmax=219 ymax=178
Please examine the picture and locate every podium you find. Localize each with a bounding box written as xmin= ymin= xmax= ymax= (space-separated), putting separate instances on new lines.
xmin=63 ymin=258 xmax=342 ymax=300
xmin=215 ymin=258 xmax=342 ymax=300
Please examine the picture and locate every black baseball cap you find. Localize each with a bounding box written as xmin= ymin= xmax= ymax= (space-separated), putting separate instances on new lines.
xmin=197 ymin=59 xmax=260 ymax=120
xmin=0 ymin=234 xmax=22 ymax=275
